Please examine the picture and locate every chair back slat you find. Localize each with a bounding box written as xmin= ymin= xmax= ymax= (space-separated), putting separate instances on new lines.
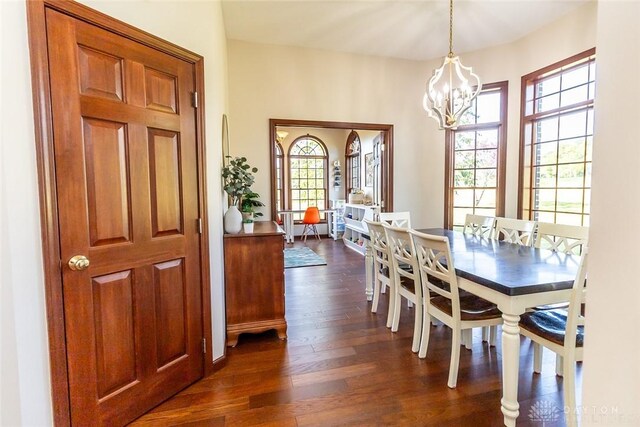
xmin=535 ymin=222 xmax=589 ymax=255
xmin=409 ymin=230 xmax=462 ymax=320
xmin=379 ymin=211 xmax=411 ymax=228
xmin=364 ymin=219 xmax=391 ymax=269
xmin=463 ymin=214 xmax=495 ymax=238
xmin=494 ymin=217 xmax=536 ymax=246
xmin=383 ymin=225 xmax=420 ymax=292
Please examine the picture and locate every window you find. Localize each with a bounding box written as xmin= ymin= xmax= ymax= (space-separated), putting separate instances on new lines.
xmin=288 ymin=136 xmax=328 ymax=221
xmin=345 ymin=131 xmax=361 ymax=194
xmin=275 ymin=142 xmax=284 ymax=212
xmin=520 ymin=49 xmax=595 ymax=226
xmin=445 ymin=81 xmax=508 ymax=230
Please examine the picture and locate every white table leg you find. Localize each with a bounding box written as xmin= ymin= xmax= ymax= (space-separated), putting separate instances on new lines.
xmin=279 ymin=212 xmax=290 ymax=243
xmin=291 ymin=215 xmax=295 ymax=243
xmin=365 ymin=240 xmax=374 ymax=301
xmin=286 ymin=213 xmax=294 ymax=243
xmin=327 ymin=211 xmax=334 ymax=239
xmin=501 ymin=312 xmax=522 ymax=427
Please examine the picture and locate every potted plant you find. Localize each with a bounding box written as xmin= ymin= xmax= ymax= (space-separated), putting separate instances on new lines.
xmin=222 ymin=156 xmax=258 ymax=234
xmin=242 ymin=217 xmax=254 ymax=233
xmin=241 ymin=191 xmax=265 ymax=221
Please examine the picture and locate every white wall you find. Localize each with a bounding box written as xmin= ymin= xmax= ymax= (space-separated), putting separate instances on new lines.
xmin=228 ymin=2 xmax=597 ymax=228
xmin=228 ymin=40 xmax=429 ymax=223
xmin=1 ymin=2 xmax=51 ymax=425
xmin=0 ymin=1 xmax=228 ymax=424
xmin=582 ymin=1 xmax=640 ymax=424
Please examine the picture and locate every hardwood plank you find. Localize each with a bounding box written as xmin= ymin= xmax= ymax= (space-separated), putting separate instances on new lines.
xmin=132 ymin=238 xmax=577 ymax=426
xmin=250 ymin=379 xmax=349 ymax=409
xmin=291 ymin=362 xmax=378 ymax=388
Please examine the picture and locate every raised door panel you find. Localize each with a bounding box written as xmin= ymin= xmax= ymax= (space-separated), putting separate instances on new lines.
xmin=145 ymin=67 xmax=178 ymax=113
xmin=83 ymin=118 xmax=132 ymax=246
xmin=153 ymin=259 xmax=187 ymax=368
xmin=77 ymin=45 xmax=124 ymax=101
xmin=92 ymin=270 xmax=138 ymax=399
xmin=148 ymin=129 xmax=183 ymax=237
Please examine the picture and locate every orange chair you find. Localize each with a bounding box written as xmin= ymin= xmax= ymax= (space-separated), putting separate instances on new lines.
xmin=301 ymin=207 xmax=321 ymax=241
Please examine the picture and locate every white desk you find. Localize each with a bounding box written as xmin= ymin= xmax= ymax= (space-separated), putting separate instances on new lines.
xmin=277 ymin=210 xmax=335 ymax=244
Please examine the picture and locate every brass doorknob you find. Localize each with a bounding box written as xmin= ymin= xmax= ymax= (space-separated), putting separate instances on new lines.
xmin=68 ymin=255 xmax=90 ymax=271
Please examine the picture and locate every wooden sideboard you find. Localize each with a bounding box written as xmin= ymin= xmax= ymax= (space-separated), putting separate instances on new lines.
xmin=223 ymin=221 xmax=287 ymax=346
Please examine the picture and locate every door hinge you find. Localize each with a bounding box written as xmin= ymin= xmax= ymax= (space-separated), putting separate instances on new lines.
xmin=197 ymin=218 xmax=203 ymax=234
xmin=202 ymin=338 xmax=206 ymax=354
xmin=192 ymin=91 xmax=199 ymax=108
xmin=380 ymin=143 xmax=385 ymax=151
xmin=381 ymin=200 xmax=385 ymax=208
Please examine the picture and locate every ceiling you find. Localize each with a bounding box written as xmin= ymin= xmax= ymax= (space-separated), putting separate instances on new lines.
xmin=221 ymin=0 xmax=592 ymax=61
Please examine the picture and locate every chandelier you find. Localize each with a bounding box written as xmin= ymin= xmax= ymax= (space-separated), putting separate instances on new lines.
xmin=423 ymin=0 xmax=482 ymax=130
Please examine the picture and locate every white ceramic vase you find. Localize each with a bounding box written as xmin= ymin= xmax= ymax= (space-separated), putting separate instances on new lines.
xmin=224 ymin=205 xmax=242 ymax=234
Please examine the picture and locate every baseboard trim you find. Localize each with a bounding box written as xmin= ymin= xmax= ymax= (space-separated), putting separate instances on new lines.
xmin=207 ymin=354 xmax=227 ymax=375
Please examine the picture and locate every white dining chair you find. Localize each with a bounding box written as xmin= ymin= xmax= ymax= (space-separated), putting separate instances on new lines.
xmin=383 ymin=223 xmax=422 ymax=353
xmin=519 ymin=250 xmax=588 ymax=427
xmin=364 ymin=219 xmax=395 ymax=328
xmin=379 ymin=211 xmax=411 ymax=228
xmin=535 ymin=222 xmax=588 ymax=255
xmin=494 ymin=217 xmax=536 ymax=246
xmin=463 ymin=213 xmax=497 ymax=346
xmin=379 ymin=212 xmax=413 ymax=308
xmin=533 ymin=221 xmax=589 ymax=376
xmin=409 ymin=229 xmax=502 ymax=388
xmin=462 ymin=214 xmax=495 ymax=238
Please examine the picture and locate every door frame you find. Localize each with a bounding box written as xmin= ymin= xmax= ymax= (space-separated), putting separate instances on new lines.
xmin=27 ymin=1 xmax=213 ymax=425
xmin=268 ymin=118 xmax=394 ymax=220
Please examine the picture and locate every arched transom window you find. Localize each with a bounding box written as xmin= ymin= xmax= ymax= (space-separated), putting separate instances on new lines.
xmin=288 ymin=136 xmax=328 ymax=220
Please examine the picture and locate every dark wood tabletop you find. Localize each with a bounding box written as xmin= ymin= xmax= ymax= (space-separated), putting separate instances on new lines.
xmin=416 ymin=228 xmax=580 ymax=296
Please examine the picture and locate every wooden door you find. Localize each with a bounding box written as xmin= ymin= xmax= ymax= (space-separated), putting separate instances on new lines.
xmin=46 ymin=8 xmax=203 ymax=425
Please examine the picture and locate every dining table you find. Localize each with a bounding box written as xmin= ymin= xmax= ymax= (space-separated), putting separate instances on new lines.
xmin=364 ymin=228 xmax=581 ymax=427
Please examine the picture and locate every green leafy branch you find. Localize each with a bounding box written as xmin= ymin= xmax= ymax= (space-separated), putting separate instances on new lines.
xmin=221 ymin=156 xmax=258 ymax=206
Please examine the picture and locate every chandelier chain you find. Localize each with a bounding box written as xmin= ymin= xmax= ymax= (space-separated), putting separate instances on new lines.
xmin=449 ymin=0 xmax=454 ymax=56
xmin=424 ymin=0 xmax=481 ymax=130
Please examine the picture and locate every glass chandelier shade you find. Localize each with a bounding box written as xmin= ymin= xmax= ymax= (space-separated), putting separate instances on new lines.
xmin=423 ymin=0 xmax=482 ymax=130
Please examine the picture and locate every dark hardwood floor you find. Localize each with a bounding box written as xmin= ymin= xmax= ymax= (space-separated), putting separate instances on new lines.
xmin=132 ymin=238 xmax=579 ymax=426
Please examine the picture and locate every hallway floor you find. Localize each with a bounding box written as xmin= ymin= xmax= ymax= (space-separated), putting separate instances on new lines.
xmin=132 ymin=238 xmax=576 ymax=426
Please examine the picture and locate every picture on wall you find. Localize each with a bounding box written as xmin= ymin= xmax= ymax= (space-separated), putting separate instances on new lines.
xmin=364 ymin=152 xmax=374 ymax=187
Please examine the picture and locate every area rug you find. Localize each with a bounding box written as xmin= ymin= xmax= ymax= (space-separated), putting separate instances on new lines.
xmin=284 ymin=247 xmax=327 ymax=269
